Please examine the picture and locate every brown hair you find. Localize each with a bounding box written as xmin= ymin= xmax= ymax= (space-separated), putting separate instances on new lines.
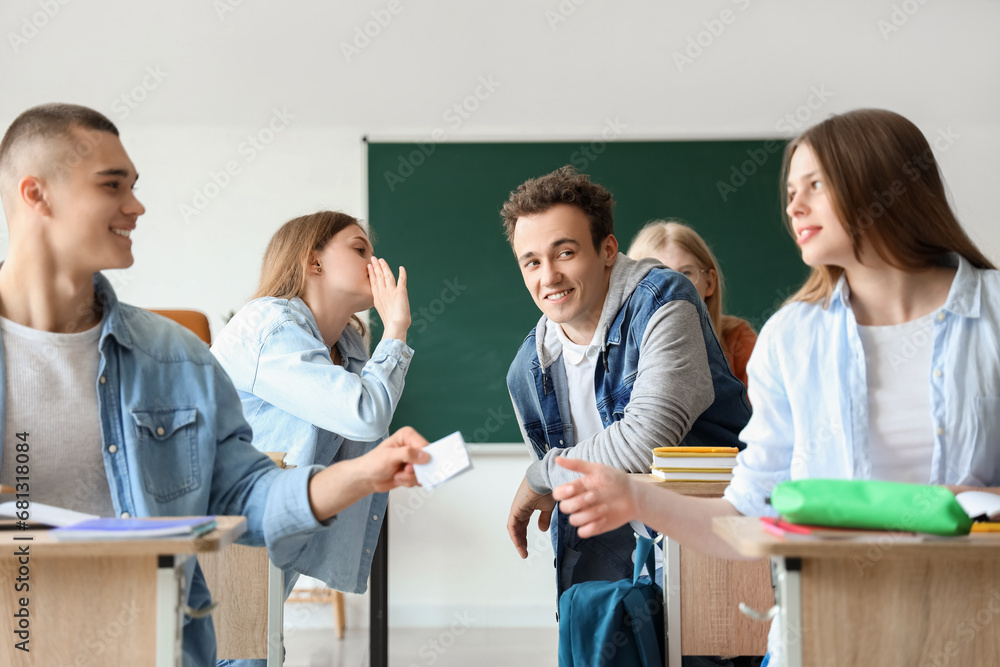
xmin=783 ymin=108 xmax=995 ymax=306
xmin=254 ymin=210 xmax=367 ymax=333
xmin=500 ymin=165 xmax=615 ymax=250
xmin=627 ymin=219 xmax=748 ymax=341
xmin=0 ymin=103 xmax=119 ymax=191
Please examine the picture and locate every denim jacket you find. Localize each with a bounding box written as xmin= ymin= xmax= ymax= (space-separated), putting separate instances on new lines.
xmin=723 ymin=254 xmax=1000 ymax=665
xmin=211 ymin=296 xmax=413 ymax=592
xmin=508 ymin=255 xmax=751 ymax=594
xmin=0 ymin=274 xmax=326 ymax=666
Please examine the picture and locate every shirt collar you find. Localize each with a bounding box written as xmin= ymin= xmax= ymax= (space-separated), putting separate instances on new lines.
xmin=829 ymin=252 xmax=981 ymax=319
xmin=95 ymin=272 xmax=134 ymax=350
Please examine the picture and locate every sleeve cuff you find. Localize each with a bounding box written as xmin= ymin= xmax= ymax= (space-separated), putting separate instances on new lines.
xmin=262 ymin=464 xmax=328 ymax=566
xmin=525 ymin=460 xmax=552 ymax=495
xmin=372 ymin=337 xmax=414 ymax=366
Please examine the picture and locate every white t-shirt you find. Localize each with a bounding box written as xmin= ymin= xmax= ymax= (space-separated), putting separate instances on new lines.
xmin=857 ymin=312 xmax=935 ymax=484
xmin=550 ymin=323 xmax=663 ymax=574
xmin=0 ymin=316 xmax=114 ymax=517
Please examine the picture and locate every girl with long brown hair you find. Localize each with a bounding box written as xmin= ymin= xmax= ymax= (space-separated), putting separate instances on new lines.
xmin=212 ymin=210 xmax=414 ymax=667
xmin=548 ymin=109 xmax=1000 ymax=667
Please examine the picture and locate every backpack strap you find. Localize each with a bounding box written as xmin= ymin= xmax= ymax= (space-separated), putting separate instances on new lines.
xmin=633 ymin=535 xmax=657 ymax=583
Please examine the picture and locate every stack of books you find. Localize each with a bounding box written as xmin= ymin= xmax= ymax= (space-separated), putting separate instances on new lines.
xmin=649 ymin=446 xmax=739 ymax=482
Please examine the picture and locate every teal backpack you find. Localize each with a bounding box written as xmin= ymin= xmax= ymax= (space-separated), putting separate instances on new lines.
xmin=558 ymin=535 xmax=664 ymax=666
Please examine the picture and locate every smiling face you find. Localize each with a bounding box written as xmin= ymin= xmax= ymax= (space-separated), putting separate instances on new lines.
xmin=38 ymin=127 xmax=145 ymax=275
xmin=512 ymin=203 xmax=617 ymax=344
xmin=785 ymin=143 xmax=855 ymax=269
xmin=311 ymin=223 xmax=375 ymax=312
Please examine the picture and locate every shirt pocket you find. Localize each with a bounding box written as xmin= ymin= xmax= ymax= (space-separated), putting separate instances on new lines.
xmin=969 ymin=396 xmax=1000 ymax=486
xmin=131 ymin=407 xmax=202 ymax=502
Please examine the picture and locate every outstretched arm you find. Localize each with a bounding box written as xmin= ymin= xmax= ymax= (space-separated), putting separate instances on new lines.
xmin=307 ymin=426 xmax=430 ymax=522
xmin=552 ymin=457 xmax=755 ymax=561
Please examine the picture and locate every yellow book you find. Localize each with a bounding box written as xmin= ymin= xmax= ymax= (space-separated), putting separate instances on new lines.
xmin=652 ymin=447 xmax=738 ymax=469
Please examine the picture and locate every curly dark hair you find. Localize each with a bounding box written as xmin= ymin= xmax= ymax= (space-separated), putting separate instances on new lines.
xmin=500 ymin=165 xmax=615 ymax=250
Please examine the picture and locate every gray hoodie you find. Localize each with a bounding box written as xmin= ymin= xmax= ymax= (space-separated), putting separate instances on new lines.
xmin=521 ymin=254 xmax=716 ymax=493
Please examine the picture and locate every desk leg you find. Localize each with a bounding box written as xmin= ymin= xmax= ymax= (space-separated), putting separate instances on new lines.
xmin=156 ymin=554 xmax=188 ymax=667
xmin=663 ymin=537 xmax=681 ymax=667
xmin=267 ymin=558 xmax=284 ymax=666
xmin=370 ymin=519 xmax=388 ymax=667
xmin=773 ymin=557 xmax=802 ymax=667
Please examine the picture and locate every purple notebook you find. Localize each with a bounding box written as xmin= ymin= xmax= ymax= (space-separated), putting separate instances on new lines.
xmin=50 ymin=516 xmax=217 ymax=541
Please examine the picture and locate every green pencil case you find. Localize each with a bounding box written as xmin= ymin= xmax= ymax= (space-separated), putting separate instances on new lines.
xmin=770 ymin=479 xmax=973 ymax=536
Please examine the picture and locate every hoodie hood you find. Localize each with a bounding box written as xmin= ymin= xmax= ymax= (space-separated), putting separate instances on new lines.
xmin=533 ymin=253 xmax=664 ymax=372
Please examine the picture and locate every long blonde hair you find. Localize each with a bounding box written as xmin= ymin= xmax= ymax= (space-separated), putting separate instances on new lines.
xmin=627 ymin=219 xmax=745 ymax=340
xmin=782 ymin=109 xmax=995 ymax=306
xmin=254 ymin=210 xmax=367 ymax=334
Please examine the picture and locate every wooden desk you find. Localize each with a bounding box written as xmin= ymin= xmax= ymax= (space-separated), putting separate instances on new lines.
xmin=633 ymin=476 xmax=772 ymax=665
xmin=200 ymin=544 xmax=284 ymax=664
xmin=0 ymin=516 xmax=245 ymax=666
xmin=714 ymin=516 xmax=1000 ymax=667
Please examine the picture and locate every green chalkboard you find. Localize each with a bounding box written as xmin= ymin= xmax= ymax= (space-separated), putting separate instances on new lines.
xmin=366 ymin=140 xmax=807 ymax=443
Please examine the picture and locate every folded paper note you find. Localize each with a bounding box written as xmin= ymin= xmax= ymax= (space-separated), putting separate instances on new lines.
xmin=414 ymin=431 xmax=472 ymax=489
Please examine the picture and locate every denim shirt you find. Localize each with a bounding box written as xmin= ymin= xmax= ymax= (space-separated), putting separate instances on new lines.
xmin=508 ymin=261 xmax=750 ymax=594
xmin=0 ymin=274 xmax=326 ymax=666
xmin=211 ymin=296 xmax=413 ymax=592
xmin=722 ymin=255 xmax=1000 ymax=665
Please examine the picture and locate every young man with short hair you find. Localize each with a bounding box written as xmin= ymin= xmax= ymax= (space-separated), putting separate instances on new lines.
xmin=0 ymin=103 xmax=428 ymax=665
xmin=502 ymin=166 xmax=751 ymax=601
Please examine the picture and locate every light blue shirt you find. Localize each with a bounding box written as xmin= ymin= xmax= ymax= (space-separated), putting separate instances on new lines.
xmin=211 ymin=296 xmax=413 ymax=592
xmin=0 ymin=274 xmax=325 ymax=666
xmin=722 ymin=255 xmax=1000 ymax=665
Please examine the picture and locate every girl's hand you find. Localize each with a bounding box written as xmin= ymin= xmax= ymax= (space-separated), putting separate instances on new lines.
xmin=552 ymin=457 xmax=642 ymax=539
xmin=369 ymin=256 xmax=411 ymax=343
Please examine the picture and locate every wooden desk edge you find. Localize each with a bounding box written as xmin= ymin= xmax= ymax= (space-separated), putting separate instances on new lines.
xmin=712 ymin=516 xmax=1000 ymax=559
xmin=0 ymin=515 xmax=247 ymax=558
xmin=631 ymin=473 xmax=729 ymax=497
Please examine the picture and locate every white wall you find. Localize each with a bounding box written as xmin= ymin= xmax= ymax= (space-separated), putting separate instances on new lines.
xmin=2 ymin=0 xmax=999 ymax=628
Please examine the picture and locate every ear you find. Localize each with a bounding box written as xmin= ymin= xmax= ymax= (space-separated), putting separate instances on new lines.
xmin=703 ymin=268 xmax=717 ymax=299
xmin=19 ymin=176 xmax=51 ymax=216
xmin=602 ymin=234 xmax=619 ymax=267
xmin=307 ymin=251 xmax=323 ymax=275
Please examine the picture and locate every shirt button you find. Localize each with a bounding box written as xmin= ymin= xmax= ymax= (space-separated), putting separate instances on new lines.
xmin=121 ymin=511 xmax=131 ymax=518
xmin=99 ymin=376 xmax=107 ymax=384
xmin=936 ymin=427 xmax=944 ymax=436
xmin=934 ymin=369 xmax=942 ymax=378
xmin=372 ymin=515 xmax=379 ymax=521
xmin=936 ymin=312 xmax=946 ymax=321
xmin=366 ymin=548 xmax=371 ymax=554
xmin=156 ymin=427 xmax=165 ymax=436
xmin=108 ymin=445 xmax=118 ymax=454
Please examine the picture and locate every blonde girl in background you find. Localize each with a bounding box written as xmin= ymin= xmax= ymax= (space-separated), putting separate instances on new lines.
xmin=628 ymin=220 xmax=757 ymax=386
